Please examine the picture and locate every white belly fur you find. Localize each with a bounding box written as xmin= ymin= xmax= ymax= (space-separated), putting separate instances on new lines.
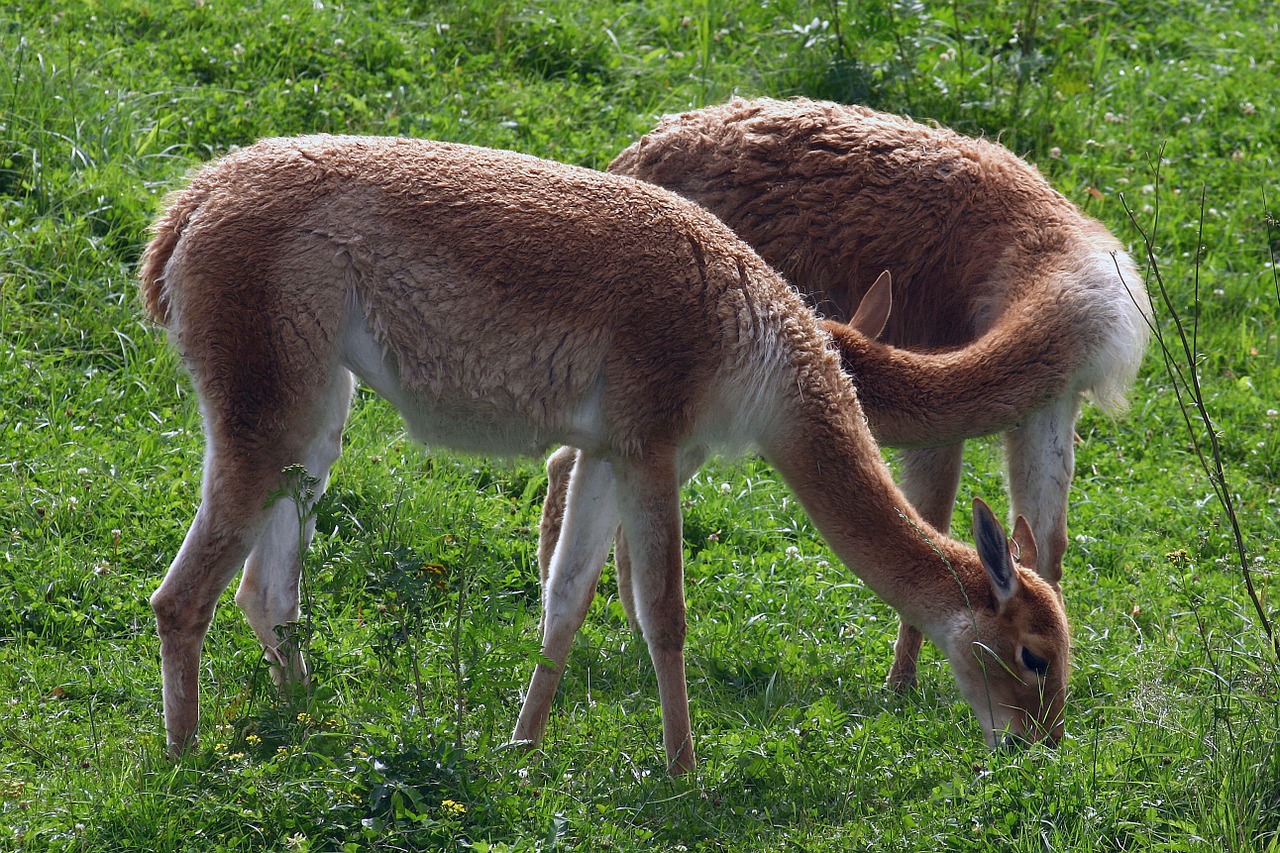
xmin=338 ymin=301 xmax=610 ymax=458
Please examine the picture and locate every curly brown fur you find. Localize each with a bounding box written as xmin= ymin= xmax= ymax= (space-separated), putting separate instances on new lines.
xmin=142 ymin=136 xmax=1070 ymax=772
xmin=538 ymin=98 xmax=1146 ymax=692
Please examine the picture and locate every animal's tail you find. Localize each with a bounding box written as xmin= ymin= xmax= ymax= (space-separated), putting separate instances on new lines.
xmin=828 ymin=248 xmax=1151 ymax=448
xmin=138 ymin=180 xmax=211 ymax=327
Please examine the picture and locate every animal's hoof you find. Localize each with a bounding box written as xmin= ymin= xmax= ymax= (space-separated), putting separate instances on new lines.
xmin=884 ymin=671 xmax=918 ymax=693
xmin=504 ymin=738 xmax=539 ymax=753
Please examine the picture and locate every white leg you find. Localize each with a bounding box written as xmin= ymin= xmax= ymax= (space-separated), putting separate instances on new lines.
xmin=1004 ymin=393 xmax=1081 ymax=586
xmin=235 ymin=370 xmax=354 ymax=685
xmin=536 ymin=446 xmax=579 ymax=633
xmin=886 ymin=443 xmax=964 ymax=690
xmin=537 ymin=445 xmax=706 ymax=637
xmin=513 ymin=452 xmax=620 ymax=748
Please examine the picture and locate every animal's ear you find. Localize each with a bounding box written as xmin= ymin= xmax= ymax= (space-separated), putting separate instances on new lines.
xmin=1010 ymin=515 xmax=1044 ymax=578
xmin=849 ymin=270 xmax=892 ymax=339
xmin=972 ymin=497 xmax=1022 ymax=609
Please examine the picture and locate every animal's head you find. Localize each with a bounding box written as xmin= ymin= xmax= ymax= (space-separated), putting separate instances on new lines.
xmin=942 ymin=498 xmax=1070 ymax=748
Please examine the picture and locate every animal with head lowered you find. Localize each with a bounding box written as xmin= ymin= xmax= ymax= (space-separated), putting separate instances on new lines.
xmin=541 ymin=97 xmax=1149 ymax=690
xmin=139 ymin=135 xmax=1069 ymax=773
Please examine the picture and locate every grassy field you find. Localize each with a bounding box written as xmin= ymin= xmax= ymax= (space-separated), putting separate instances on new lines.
xmin=2 ymin=0 xmax=1278 ymax=849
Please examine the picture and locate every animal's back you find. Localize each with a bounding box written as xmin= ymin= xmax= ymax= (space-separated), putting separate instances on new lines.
xmin=610 ymin=97 xmax=1132 ymax=351
xmin=140 ymin=135 xmax=822 ymax=456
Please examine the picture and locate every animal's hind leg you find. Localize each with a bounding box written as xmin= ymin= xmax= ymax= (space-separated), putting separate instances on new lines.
xmin=152 ymin=401 xmax=341 ymax=753
xmin=886 ymin=443 xmax=965 ymax=691
xmin=1004 ymin=393 xmax=1081 ymax=587
xmin=152 ymin=474 xmax=274 ymax=752
xmin=235 ymin=369 xmax=354 ymax=687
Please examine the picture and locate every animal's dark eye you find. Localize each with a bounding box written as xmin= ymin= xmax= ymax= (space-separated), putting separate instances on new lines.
xmin=1021 ymin=647 xmax=1050 ymax=677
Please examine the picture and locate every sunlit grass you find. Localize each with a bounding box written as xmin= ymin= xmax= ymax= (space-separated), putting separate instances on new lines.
xmin=1 ymin=0 xmax=1278 ymax=850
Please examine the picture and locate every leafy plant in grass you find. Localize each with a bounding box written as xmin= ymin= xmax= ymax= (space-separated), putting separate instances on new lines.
xmin=365 ymin=518 xmax=478 ymax=728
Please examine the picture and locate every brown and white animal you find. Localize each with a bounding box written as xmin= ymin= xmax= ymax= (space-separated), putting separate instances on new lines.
xmin=540 ymin=97 xmax=1149 ymax=690
xmin=139 ymin=135 xmax=1069 ymax=774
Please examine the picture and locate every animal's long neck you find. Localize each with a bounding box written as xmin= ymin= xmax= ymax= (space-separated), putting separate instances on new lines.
xmin=823 ymin=287 xmax=1095 ymax=449
xmin=762 ymin=397 xmax=984 ymax=638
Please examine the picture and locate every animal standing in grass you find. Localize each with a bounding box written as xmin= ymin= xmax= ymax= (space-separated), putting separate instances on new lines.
xmin=140 ymin=135 xmax=1069 ymax=773
xmin=541 ymin=97 xmax=1150 ymax=690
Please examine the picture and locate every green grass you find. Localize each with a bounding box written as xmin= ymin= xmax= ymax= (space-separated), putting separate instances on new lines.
xmin=2 ymin=0 xmax=1278 ymax=849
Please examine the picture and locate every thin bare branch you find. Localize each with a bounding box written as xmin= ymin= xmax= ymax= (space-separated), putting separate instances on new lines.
xmin=1117 ymin=168 xmax=1278 ymax=662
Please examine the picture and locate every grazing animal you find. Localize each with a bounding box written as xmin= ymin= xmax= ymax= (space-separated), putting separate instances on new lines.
xmin=540 ymin=97 xmax=1149 ymax=690
xmin=140 ymin=135 xmax=1069 ymax=773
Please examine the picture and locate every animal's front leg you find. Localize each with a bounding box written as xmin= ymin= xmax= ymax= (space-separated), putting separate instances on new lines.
xmin=614 ymin=452 xmax=693 ymax=774
xmin=885 ymin=443 xmax=965 ymax=690
xmin=513 ymin=452 xmax=619 ymax=749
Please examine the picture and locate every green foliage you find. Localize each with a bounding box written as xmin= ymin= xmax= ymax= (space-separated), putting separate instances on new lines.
xmin=1 ymin=0 xmax=1278 ymax=850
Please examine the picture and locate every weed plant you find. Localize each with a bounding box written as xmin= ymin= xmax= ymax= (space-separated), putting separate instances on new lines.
xmin=1 ymin=0 xmax=1278 ymax=850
